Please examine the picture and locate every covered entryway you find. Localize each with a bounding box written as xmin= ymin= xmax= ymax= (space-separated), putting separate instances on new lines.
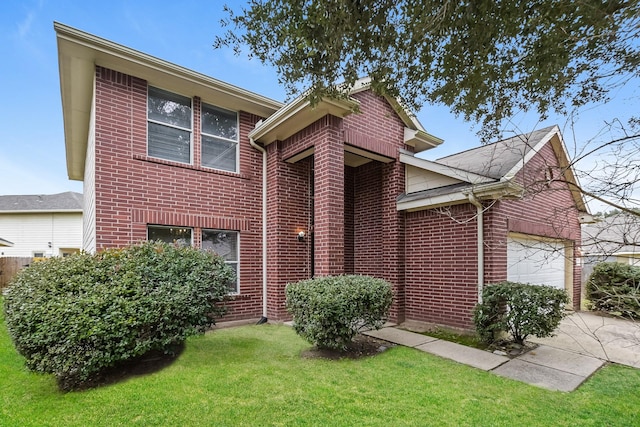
xmin=507 ymin=234 xmax=572 ymax=297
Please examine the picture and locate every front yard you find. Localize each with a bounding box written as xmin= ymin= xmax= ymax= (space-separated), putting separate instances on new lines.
xmin=1 ymin=313 xmax=639 ymax=426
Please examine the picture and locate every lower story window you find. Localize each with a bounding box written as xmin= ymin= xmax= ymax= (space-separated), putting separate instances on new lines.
xmin=202 ymin=229 xmax=239 ymax=293
xmin=148 ymin=225 xmax=192 ymax=247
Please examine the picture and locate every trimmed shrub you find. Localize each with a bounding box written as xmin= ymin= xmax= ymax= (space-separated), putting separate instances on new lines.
xmin=285 ymin=275 xmax=393 ymax=350
xmin=587 ymin=262 xmax=640 ymax=319
xmin=473 ymin=281 xmax=569 ymax=345
xmin=2 ymin=241 xmax=232 ymax=389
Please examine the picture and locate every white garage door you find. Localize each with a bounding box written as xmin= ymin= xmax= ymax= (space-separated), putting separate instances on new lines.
xmin=507 ymin=236 xmax=567 ymax=290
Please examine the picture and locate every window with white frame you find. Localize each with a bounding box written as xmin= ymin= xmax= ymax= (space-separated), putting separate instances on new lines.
xmin=147 ymin=225 xmax=192 ymax=247
xmin=147 ymin=87 xmax=192 ymax=164
xmin=202 ymin=229 xmax=239 ymax=293
xmin=201 ymin=103 xmax=238 ymax=172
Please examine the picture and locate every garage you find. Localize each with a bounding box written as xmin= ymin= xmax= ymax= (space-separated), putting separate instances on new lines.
xmin=506 ymin=234 xmax=570 ymax=291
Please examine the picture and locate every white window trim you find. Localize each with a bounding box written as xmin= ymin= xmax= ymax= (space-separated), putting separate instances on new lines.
xmin=147 ymin=86 xmax=194 ymax=165
xmin=200 ymin=103 xmax=239 ymax=173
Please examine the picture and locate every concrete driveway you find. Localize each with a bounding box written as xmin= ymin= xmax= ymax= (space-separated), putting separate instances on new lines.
xmin=528 ymin=311 xmax=640 ymax=368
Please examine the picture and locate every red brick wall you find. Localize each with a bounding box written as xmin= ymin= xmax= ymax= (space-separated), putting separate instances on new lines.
xmin=344 ymin=91 xmax=409 ymax=322
xmin=265 ymin=141 xmax=312 ymax=320
xmin=343 ymin=90 xmax=411 ymax=158
xmin=403 ymin=136 xmax=584 ymax=329
xmin=93 ymin=66 xmax=265 ymax=321
xmin=353 ymin=162 xmax=384 ymax=277
xmin=405 ymin=204 xmax=480 ymax=328
xmin=344 ymin=166 xmax=355 ymax=274
xmin=314 ymin=116 xmax=345 ymax=276
xmin=485 ymin=139 xmax=582 ymax=309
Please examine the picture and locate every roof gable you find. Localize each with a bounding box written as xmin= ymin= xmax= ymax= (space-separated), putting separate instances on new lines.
xmin=436 ymin=126 xmax=557 ymax=180
xmin=583 ymin=214 xmax=640 ymax=255
xmin=398 ymin=125 xmax=588 ymax=213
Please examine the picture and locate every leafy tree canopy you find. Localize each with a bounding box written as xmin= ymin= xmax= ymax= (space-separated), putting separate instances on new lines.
xmin=216 ymin=0 xmax=640 ymax=138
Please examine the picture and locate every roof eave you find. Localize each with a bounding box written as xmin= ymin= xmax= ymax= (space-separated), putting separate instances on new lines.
xmin=0 ymin=238 xmax=14 ymax=247
xmin=249 ymin=96 xmax=359 ymax=144
xmin=55 ymin=22 xmax=283 ymax=181
xmin=404 ymin=128 xmax=444 ymax=153
xmin=397 ymin=181 xmax=523 ymax=212
xmin=0 ymin=209 xmax=83 ymax=214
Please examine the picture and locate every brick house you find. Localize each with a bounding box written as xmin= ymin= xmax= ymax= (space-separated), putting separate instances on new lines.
xmin=55 ymin=23 xmax=588 ymax=329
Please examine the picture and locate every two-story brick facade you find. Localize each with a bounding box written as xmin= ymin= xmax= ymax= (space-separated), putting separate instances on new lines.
xmin=56 ymin=23 xmax=588 ymax=329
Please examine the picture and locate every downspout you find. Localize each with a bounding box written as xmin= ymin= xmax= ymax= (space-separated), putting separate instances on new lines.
xmin=467 ymin=194 xmax=484 ymax=304
xmin=250 ymin=136 xmax=268 ymax=324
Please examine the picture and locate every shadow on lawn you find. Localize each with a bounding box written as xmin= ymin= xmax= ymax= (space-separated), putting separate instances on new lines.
xmin=61 ymin=342 xmax=185 ymax=392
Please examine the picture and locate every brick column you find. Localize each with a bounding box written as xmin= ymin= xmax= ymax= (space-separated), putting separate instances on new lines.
xmin=381 ymin=160 xmax=406 ymax=323
xmin=314 ymin=116 xmax=345 ymax=276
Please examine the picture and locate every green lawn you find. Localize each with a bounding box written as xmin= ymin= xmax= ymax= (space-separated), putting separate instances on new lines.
xmin=1 ymin=314 xmax=639 ymax=426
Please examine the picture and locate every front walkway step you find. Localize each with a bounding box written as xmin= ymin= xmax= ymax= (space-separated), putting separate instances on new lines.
xmin=363 ymin=328 xmax=437 ymax=348
xmin=415 ymin=340 xmax=509 ymax=371
xmin=493 ymin=346 xmax=605 ymax=392
xmin=493 ymin=360 xmax=586 ymax=392
xmin=518 ymin=345 xmax=605 ymax=377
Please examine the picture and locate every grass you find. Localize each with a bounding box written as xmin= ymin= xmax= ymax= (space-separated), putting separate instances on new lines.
xmin=419 ymin=327 xmax=486 ymax=349
xmin=1 ymin=314 xmax=640 ymax=426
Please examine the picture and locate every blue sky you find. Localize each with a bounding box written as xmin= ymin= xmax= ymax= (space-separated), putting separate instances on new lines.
xmin=1 ymin=0 xmax=637 ymax=205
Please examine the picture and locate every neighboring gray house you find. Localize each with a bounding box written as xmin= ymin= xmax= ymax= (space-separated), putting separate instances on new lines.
xmin=0 ymin=192 xmax=83 ymax=258
xmin=582 ymin=213 xmax=640 ymax=281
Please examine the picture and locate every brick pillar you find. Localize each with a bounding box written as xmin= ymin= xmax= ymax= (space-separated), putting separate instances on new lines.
xmin=381 ymin=160 xmax=406 ymax=323
xmin=314 ymin=116 xmax=345 ymax=276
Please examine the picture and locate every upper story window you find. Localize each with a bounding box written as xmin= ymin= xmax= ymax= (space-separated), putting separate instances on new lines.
xmin=201 ymin=103 xmax=238 ymax=172
xmin=147 ymin=87 xmax=192 ymax=164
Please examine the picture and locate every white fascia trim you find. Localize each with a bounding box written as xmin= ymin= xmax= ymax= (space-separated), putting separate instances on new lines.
xmin=398 ymin=192 xmax=469 ymax=212
xmin=0 ymin=209 xmax=83 ymax=214
xmin=0 ymin=238 xmax=14 ymax=247
xmin=502 ymin=125 xmax=558 ymax=181
xmin=400 ymin=152 xmax=494 ymax=184
xmin=54 ymin=22 xmax=283 ymax=113
xmin=461 ymin=181 xmax=524 ymax=199
xmin=404 ymin=127 xmax=444 ymax=152
xmin=248 ymin=95 xmax=358 ymax=144
xmin=348 ymin=77 xmax=428 ymax=132
xmin=397 ymin=181 xmax=524 ymax=212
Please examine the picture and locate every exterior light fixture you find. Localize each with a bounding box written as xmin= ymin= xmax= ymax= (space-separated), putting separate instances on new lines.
xmin=297 ymin=231 xmax=305 ymax=242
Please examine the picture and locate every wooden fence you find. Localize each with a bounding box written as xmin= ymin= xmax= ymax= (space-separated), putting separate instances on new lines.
xmin=0 ymin=257 xmax=32 ymax=290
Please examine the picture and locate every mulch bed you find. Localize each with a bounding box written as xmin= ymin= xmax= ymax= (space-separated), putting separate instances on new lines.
xmin=301 ymin=334 xmax=395 ymax=360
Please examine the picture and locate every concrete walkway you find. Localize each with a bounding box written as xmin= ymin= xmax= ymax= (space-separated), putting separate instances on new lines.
xmin=364 ymin=324 xmax=607 ymax=392
xmin=528 ymin=311 xmax=640 ymax=368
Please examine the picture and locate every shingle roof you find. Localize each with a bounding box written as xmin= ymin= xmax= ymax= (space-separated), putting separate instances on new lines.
xmin=436 ymin=126 xmax=557 ymax=179
xmin=582 ymin=214 xmax=640 ymax=255
xmin=0 ymin=192 xmax=83 ymax=212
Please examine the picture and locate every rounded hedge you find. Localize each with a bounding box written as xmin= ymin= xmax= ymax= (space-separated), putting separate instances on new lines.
xmin=285 ymin=275 xmax=393 ymax=350
xmin=587 ymin=262 xmax=640 ymax=319
xmin=473 ymin=281 xmax=568 ymax=345
xmin=3 ymin=241 xmax=232 ymax=389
